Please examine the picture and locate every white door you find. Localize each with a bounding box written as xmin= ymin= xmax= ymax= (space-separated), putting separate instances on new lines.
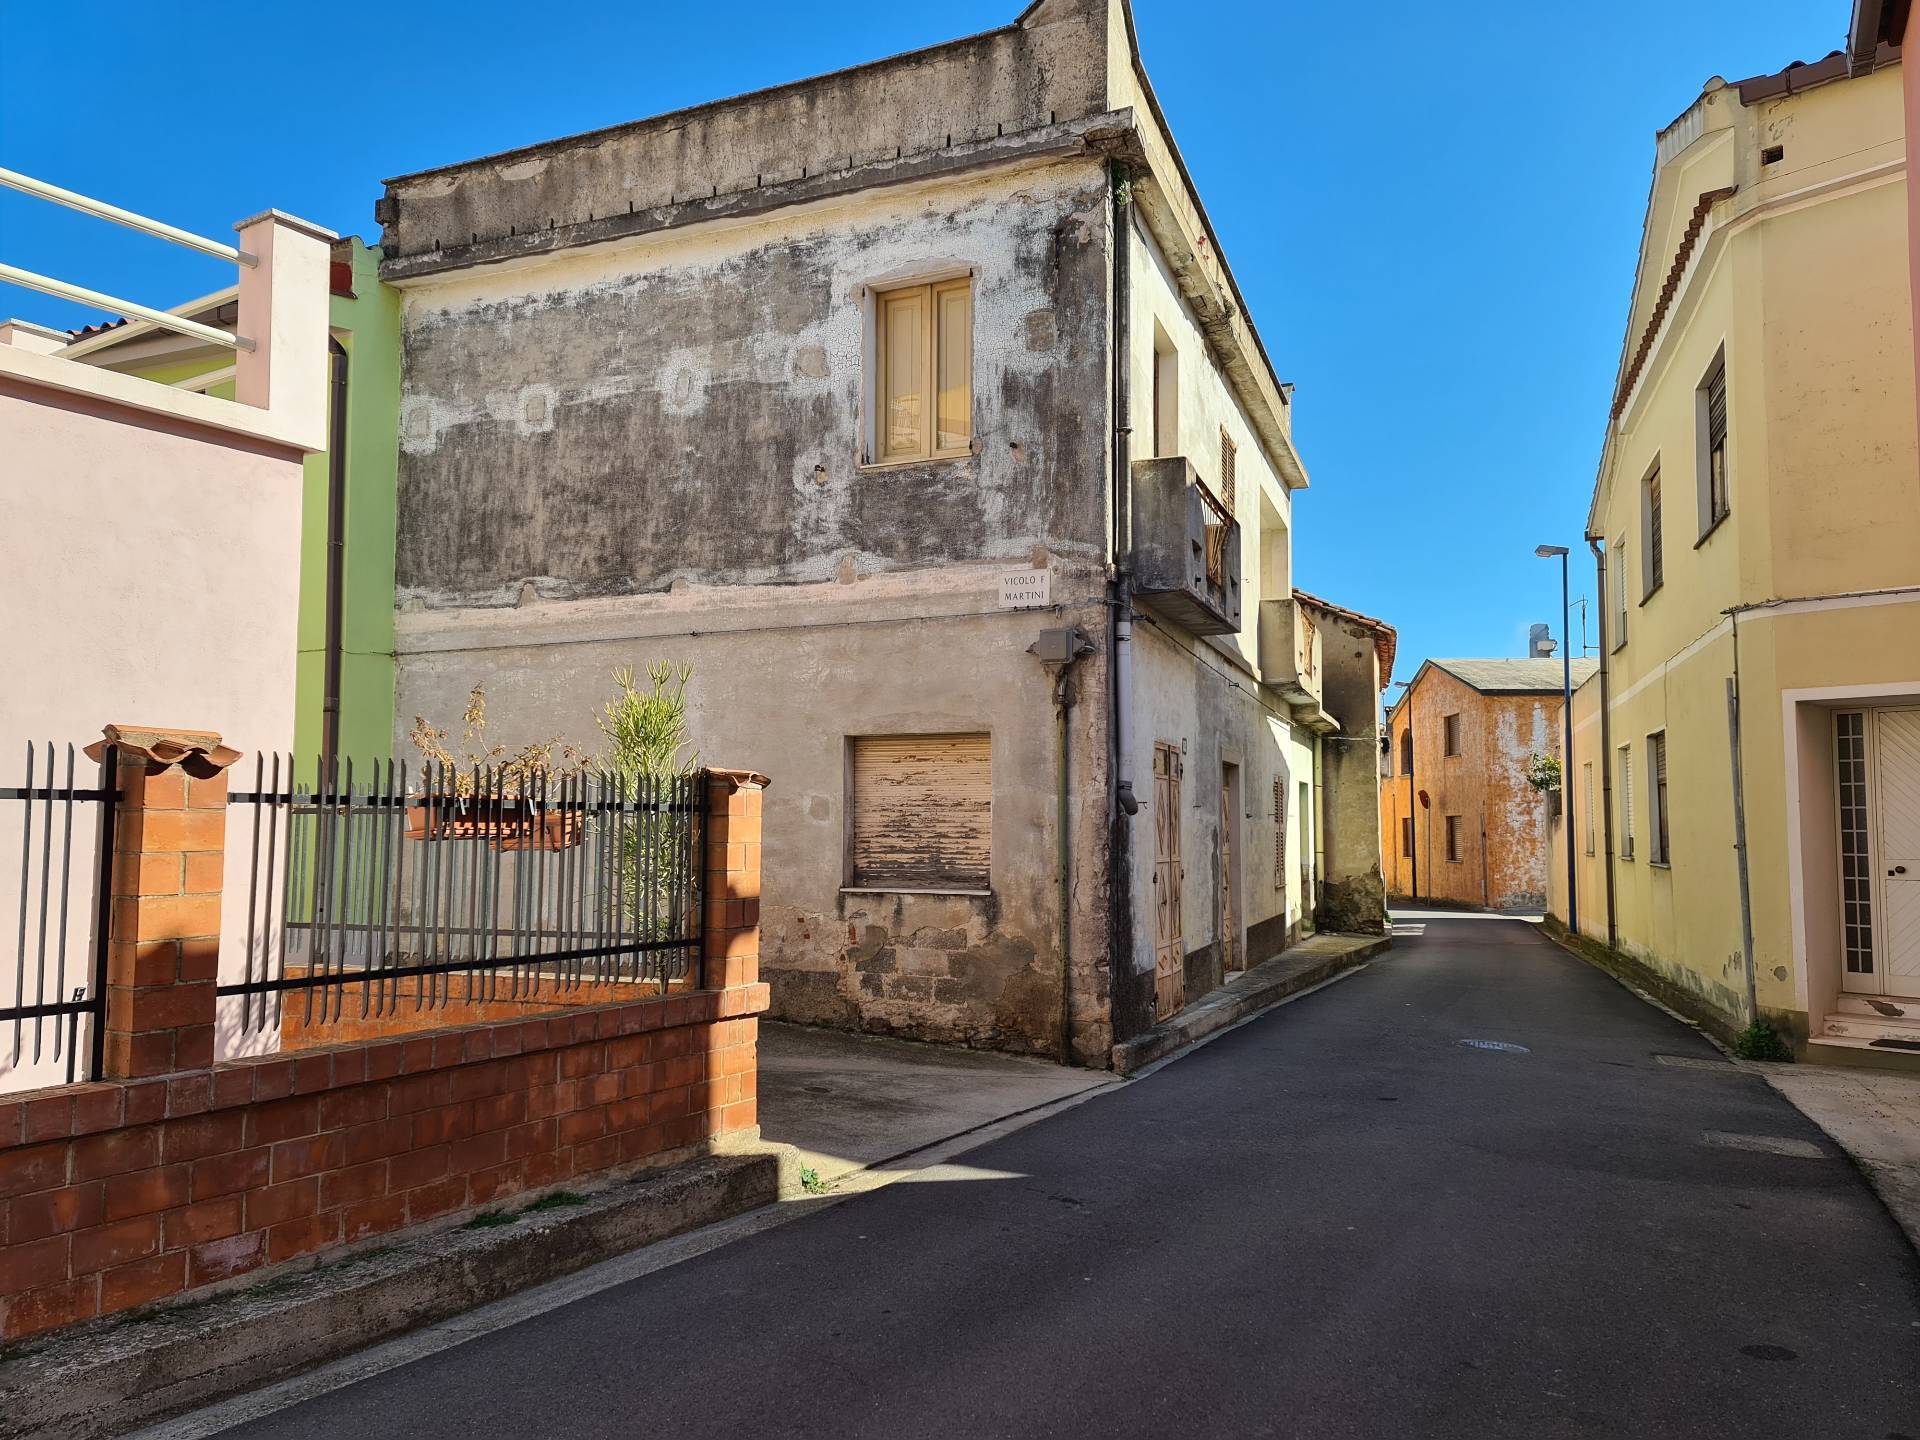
xmin=1876 ymin=709 xmax=1920 ymax=999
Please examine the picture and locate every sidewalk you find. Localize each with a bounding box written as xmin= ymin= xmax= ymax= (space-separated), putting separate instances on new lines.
xmin=1110 ymin=931 xmax=1392 ymax=1075
xmin=1753 ymin=1063 xmax=1920 ymax=1253
xmin=757 ymin=1021 xmax=1113 ymax=1185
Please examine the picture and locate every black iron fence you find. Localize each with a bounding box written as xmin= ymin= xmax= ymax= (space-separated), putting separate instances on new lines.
xmin=2 ymin=743 xmax=116 ymax=1085
xmin=221 ymin=758 xmax=705 ymax=1034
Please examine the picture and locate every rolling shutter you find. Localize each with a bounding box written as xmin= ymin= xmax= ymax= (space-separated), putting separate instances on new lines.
xmin=850 ymin=734 xmax=991 ymax=889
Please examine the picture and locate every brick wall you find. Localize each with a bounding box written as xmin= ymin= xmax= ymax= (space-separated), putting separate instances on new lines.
xmin=0 ymin=744 xmax=771 ymax=1343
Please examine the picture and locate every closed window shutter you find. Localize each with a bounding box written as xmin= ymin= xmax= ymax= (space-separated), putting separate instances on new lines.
xmin=1707 ymin=365 xmax=1727 ymax=449
xmin=851 ymin=734 xmax=991 ymax=888
xmin=1219 ymin=427 xmax=1238 ymax=510
xmin=1648 ymin=471 xmax=1663 ymax=591
xmin=1620 ymin=746 xmax=1635 ymax=856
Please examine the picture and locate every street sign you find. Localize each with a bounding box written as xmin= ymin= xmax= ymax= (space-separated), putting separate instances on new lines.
xmin=998 ymin=568 xmax=1051 ymax=608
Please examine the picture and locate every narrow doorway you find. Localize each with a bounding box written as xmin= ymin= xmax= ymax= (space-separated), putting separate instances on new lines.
xmin=1153 ymin=742 xmax=1185 ymax=1020
xmin=1220 ymin=763 xmax=1241 ymax=974
xmin=1843 ymin=707 xmax=1920 ymax=999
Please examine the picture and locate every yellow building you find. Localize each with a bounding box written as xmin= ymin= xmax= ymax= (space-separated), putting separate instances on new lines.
xmin=1549 ymin=44 xmax=1920 ymax=1065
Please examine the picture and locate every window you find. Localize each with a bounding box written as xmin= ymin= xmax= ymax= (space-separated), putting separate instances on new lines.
xmin=1399 ymin=728 xmax=1414 ymax=776
xmin=1610 ymin=538 xmax=1628 ymax=649
xmin=1151 ymin=323 xmax=1178 ymax=459
xmin=1836 ymin=712 xmax=1874 ymax=973
xmin=1648 ymin=731 xmax=1669 ymax=865
xmin=1219 ymin=427 xmax=1238 ymax=510
xmin=1443 ymin=713 xmax=1461 ymax=757
xmin=848 ymin=734 xmax=991 ymax=890
xmin=1582 ymin=762 xmax=1595 ymax=856
xmin=1401 ymin=816 xmax=1414 ymax=859
xmin=1619 ymin=744 xmax=1635 ymax=859
xmin=1643 ymin=465 xmax=1663 ymax=597
xmin=1445 ymin=815 xmax=1462 ymax=863
xmin=872 ymin=277 xmax=972 ymax=463
xmin=1697 ymin=350 xmax=1729 ymax=535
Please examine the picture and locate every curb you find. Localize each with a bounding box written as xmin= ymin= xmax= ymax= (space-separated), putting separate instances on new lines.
xmin=0 ymin=1148 xmax=787 ymax=1440
xmin=1110 ymin=935 xmax=1390 ymax=1076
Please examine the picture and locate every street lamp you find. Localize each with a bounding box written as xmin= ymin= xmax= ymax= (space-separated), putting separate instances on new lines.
xmin=1535 ymin=544 xmax=1576 ymax=933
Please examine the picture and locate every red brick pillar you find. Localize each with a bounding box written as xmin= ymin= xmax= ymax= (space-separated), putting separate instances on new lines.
xmin=88 ymin=725 xmax=242 ymax=1079
xmin=702 ymin=769 xmax=767 ymax=991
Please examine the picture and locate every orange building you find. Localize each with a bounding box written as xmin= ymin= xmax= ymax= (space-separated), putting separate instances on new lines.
xmin=1381 ymin=659 xmax=1596 ymax=910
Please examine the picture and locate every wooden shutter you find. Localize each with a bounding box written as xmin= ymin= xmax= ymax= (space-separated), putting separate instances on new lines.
xmin=850 ymin=734 xmax=991 ymax=889
xmin=1707 ymin=364 xmax=1727 ymax=450
xmin=1219 ymin=427 xmax=1238 ymax=510
xmin=1648 ymin=470 xmax=1663 ymax=591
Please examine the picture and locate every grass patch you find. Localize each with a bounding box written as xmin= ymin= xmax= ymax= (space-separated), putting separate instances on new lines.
xmin=1731 ymin=1023 xmax=1794 ymax=1063
xmin=464 ymin=1209 xmax=518 ymax=1230
xmin=798 ymin=1166 xmax=830 ymax=1196
xmin=522 ymin=1190 xmax=588 ymax=1214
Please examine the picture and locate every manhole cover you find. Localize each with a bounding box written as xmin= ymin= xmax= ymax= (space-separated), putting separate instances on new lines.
xmin=1458 ymin=1039 xmax=1530 ymax=1054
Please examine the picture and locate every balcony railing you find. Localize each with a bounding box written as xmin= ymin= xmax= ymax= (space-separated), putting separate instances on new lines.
xmin=0 ymin=167 xmax=256 ymax=352
xmin=1129 ymin=456 xmax=1242 ymax=636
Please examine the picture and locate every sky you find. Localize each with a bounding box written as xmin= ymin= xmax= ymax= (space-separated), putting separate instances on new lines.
xmin=0 ymin=0 xmax=1844 ymax=687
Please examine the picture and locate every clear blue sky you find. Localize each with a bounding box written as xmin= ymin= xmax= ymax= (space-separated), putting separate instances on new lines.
xmin=1 ymin=0 xmax=1844 ymax=688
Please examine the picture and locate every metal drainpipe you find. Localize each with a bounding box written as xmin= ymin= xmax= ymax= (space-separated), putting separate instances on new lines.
xmin=1588 ymin=536 xmax=1618 ymax=947
xmin=1725 ymin=611 xmax=1760 ymax=1028
xmin=1110 ymin=162 xmax=1139 ymax=821
xmin=321 ymin=337 xmax=350 ymax=768
xmin=1055 ymin=669 xmax=1074 ymax=1062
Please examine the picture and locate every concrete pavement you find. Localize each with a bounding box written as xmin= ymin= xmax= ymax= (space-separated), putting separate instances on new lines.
xmin=757 ymin=1020 xmax=1113 ymax=1185
xmin=175 ymin=914 xmax=1920 ymax=1438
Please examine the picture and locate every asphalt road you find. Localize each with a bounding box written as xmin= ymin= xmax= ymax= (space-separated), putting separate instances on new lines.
xmin=220 ymin=915 xmax=1920 ymax=1439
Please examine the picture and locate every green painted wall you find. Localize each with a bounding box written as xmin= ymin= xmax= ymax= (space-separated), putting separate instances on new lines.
xmin=104 ymin=239 xmax=400 ymax=779
xmin=293 ymin=239 xmax=401 ymax=775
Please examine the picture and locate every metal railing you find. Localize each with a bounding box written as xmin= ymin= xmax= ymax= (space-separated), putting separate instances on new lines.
xmin=1 ymin=743 xmax=115 ymax=1086
xmin=0 ymin=166 xmax=254 ymax=351
xmin=221 ymin=758 xmax=705 ymax=1035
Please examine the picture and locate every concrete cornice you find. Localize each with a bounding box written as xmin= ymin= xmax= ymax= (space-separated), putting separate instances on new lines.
xmin=379 ymin=111 xmax=1136 ymax=285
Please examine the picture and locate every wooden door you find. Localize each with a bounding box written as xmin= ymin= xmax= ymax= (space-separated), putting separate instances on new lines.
xmin=1220 ymin=771 xmax=1239 ymax=973
xmin=1875 ymin=709 xmax=1920 ymax=998
xmin=1153 ymin=743 xmax=1185 ymax=1020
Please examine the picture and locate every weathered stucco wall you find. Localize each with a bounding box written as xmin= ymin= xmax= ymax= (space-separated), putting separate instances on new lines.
xmin=1380 ymin=669 xmax=1558 ymax=911
xmin=395 ymin=161 xmax=1110 ymax=607
xmin=390 ymin=156 xmax=1119 ymax=1062
xmin=1312 ymin=612 xmax=1385 ymax=933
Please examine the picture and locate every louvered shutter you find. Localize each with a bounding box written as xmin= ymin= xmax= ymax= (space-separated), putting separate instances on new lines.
xmin=851 ymin=735 xmax=991 ymax=889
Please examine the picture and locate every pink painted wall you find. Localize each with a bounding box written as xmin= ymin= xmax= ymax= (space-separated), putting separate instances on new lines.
xmin=1907 ymin=9 xmax=1920 ymax=455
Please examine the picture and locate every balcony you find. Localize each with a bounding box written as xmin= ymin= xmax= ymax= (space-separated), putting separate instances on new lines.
xmin=1129 ymin=457 xmax=1241 ymax=636
xmin=1260 ymin=597 xmax=1323 ymax=710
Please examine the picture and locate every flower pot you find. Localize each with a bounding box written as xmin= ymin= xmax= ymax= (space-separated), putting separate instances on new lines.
xmin=404 ymin=801 xmax=582 ymax=852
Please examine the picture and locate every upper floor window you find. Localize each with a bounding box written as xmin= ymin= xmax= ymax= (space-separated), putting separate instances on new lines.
xmin=1443 ymin=713 xmax=1461 ymax=758
xmin=1399 ymin=728 xmax=1414 ymax=776
xmin=1610 ymin=538 xmax=1629 ymax=650
xmin=1697 ymin=349 xmax=1729 ymax=536
xmin=1648 ymin=731 xmax=1670 ymax=865
xmin=1643 ymin=465 xmax=1663 ymax=599
xmin=1151 ymin=322 xmax=1179 ymax=459
xmin=873 ymin=277 xmax=972 ymax=463
xmin=1219 ymin=427 xmax=1238 ymax=510
xmin=1619 ymin=743 xmax=1636 ymax=859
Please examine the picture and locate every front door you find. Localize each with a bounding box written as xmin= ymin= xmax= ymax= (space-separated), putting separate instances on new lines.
xmin=1876 ymin=709 xmax=1920 ymax=998
xmin=1153 ymin=743 xmax=1185 ymax=1020
xmin=1220 ymin=769 xmax=1240 ymax=974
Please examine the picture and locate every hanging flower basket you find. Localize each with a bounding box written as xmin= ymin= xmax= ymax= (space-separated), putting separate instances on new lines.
xmin=404 ymin=800 xmax=582 ymax=852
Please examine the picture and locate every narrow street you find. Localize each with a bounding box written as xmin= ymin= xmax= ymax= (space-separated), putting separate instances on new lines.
xmin=204 ymin=917 xmax=1920 ymax=1438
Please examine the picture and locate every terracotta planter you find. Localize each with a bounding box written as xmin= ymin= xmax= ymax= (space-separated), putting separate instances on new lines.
xmin=404 ymin=801 xmax=582 ymax=852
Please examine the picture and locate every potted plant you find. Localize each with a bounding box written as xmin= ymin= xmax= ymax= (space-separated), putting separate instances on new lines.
xmin=404 ymin=687 xmax=589 ymax=852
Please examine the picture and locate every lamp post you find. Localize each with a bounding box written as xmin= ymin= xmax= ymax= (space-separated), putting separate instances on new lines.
xmin=1536 ymin=544 xmax=1576 ymax=933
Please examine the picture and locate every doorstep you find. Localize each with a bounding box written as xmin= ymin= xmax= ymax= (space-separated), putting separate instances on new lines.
xmin=1111 ymin=932 xmax=1391 ymax=1076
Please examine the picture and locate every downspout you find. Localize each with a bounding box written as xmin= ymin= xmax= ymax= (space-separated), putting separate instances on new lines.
xmin=1588 ymin=536 xmax=1618 ymax=947
xmin=1055 ymin=668 xmax=1074 ymax=1061
xmin=1408 ymin=702 xmax=1418 ymax=900
xmin=1725 ymin=611 xmax=1760 ymax=1028
xmin=321 ymin=336 xmax=350 ymax=767
xmin=1106 ymin=160 xmax=1140 ymax=1043
xmin=1111 ymin=163 xmax=1139 ymax=820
